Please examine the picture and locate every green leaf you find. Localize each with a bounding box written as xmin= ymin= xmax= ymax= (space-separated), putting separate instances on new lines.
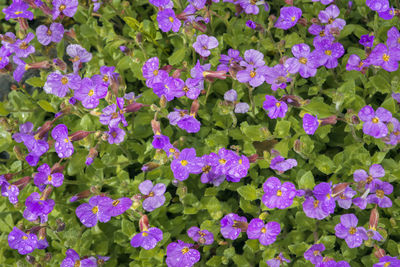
xmin=314 ymin=155 xmax=335 ymax=175
xmin=25 ymin=77 xmax=45 ymax=87
xmin=240 ymin=122 xmax=272 ymax=142
xmin=303 ymin=98 xmax=335 ymax=117
xmin=168 ymin=48 xmax=186 ymax=66
xmin=274 ymin=121 xmax=291 ymax=138
xmin=298 ymin=171 xmax=315 ymax=189
xmin=38 ymin=100 xmax=56 ymax=113
xmin=206 ymin=256 xmax=222 ymax=267
xmin=124 ymin=17 xmax=140 ymax=31
xmin=0 ymin=102 xmax=9 ymax=116
xmin=237 ymin=185 xmax=257 ymax=201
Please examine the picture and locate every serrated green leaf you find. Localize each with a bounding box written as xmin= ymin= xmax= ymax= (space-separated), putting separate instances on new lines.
xmin=168 ymin=48 xmax=186 ymax=66
xmin=38 ymin=100 xmax=56 ymax=113
xmin=237 ymin=185 xmax=257 ymax=201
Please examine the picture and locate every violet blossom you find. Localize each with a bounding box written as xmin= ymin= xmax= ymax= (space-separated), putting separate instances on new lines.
xmin=187 ymin=226 xmax=214 ymax=245
xmin=358 ymin=105 xmax=392 ymax=138
xmin=275 ymin=6 xmax=302 ymax=30
xmin=192 ymin=34 xmax=219 ymax=57
xmin=334 ymin=213 xmax=368 ymax=248
xmin=131 ymin=227 xmax=163 ymax=250
xmin=36 ymin=23 xmax=64 ymax=46
xmin=247 ymin=218 xmax=281 ymax=246
xmin=263 ymin=95 xmax=288 ymax=119
xmin=262 ymin=177 xmax=297 ymax=209
xmin=139 ymin=180 xmax=166 ymax=212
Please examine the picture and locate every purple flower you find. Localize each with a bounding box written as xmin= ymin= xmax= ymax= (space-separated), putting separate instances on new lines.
xmin=368 ymin=43 xmax=400 ymax=72
xmin=387 ymin=27 xmax=400 ymax=49
xmin=61 ymin=249 xmax=97 ymax=267
xmin=107 ymin=126 xmax=126 ymax=144
xmin=334 ymin=214 xmax=368 ymax=248
xmin=12 ymin=56 xmax=27 ymax=82
xmin=373 ymin=256 xmax=400 ymax=267
xmin=193 ymin=34 xmax=219 ymax=57
xmin=168 ymin=109 xmax=187 ymax=125
xmin=14 ymin=124 xmax=49 ymax=166
xmin=142 ymin=57 xmax=167 ymax=88
xmin=0 ymin=46 xmax=10 ymax=69
xmin=75 ymin=76 xmax=108 ymax=109
xmin=152 ymin=134 xmax=170 ymax=149
xmin=353 ymin=164 xmax=385 ymax=191
xmin=99 ymin=102 xmax=128 ymax=128
xmin=303 ymin=196 xmax=329 ymax=220
xmin=313 ymin=182 xmax=336 ymax=214
xmin=200 ymin=153 xmax=225 ymax=186
xmin=66 ymin=44 xmax=93 ymax=73
xmin=385 ymin=117 xmax=400 ymax=145
xmin=275 ymin=6 xmax=302 ymax=30
xmin=131 ymin=227 xmax=163 ymax=250
xmin=44 ymin=71 xmax=81 ymax=98
xmin=36 ymin=23 xmax=64 ymax=46
xmin=264 ymin=64 xmax=292 ymax=91
xmin=34 ymin=163 xmax=64 ymax=191
xmin=246 ymin=20 xmax=257 ymax=29
xmin=0 ymin=175 xmax=19 ymax=204
xmin=334 ymin=186 xmax=357 ymax=209
xmin=304 ymin=244 xmax=325 ymax=264
xmin=285 ymin=43 xmax=318 ymax=78
xmin=270 ymin=155 xmax=297 ymax=173
xmin=103 ymin=197 xmax=132 ymax=217
xmin=239 ymin=0 xmax=259 ymax=15
xmin=190 ymin=60 xmax=211 ymax=80
xmin=177 ymin=115 xmax=201 ymax=133
xmin=263 ymin=95 xmax=288 ymax=119
xmin=367 ymin=180 xmax=393 ymax=208
xmin=359 ymin=34 xmax=374 ymax=48
xmin=157 ymin=9 xmax=181 ymax=33
xmin=358 ymin=106 xmax=392 ymax=138
xmin=76 ymin=195 xmax=113 ymax=227
xmin=52 ymin=0 xmax=79 ymax=20
xmin=99 ymin=65 xmax=118 ymax=87
xmin=226 ymin=154 xmax=249 ymax=182
xmin=8 ymin=227 xmax=37 ymax=255
xmin=12 ymin=121 xmax=33 ymax=143
xmin=224 ymin=89 xmax=237 ymax=102
xmin=303 ymin=113 xmax=319 ymax=135
xmin=266 ymin=253 xmax=290 ymax=267
xmin=346 ymin=54 xmax=368 ymax=72
xmin=262 ymin=177 xmax=297 ymax=209
xmin=153 ymin=76 xmax=184 ymax=101
xmin=139 ymin=180 xmax=166 ymax=212
xmin=353 ymin=197 xmax=368 ymax=210
xmin=237 ymin=65 xmax=268 ymax=87
xmin=23 ymin=192 xmax=55 ymax=223
xmin=218 ymin=49 xmax=242 ymax=72
xmin=183 ymin=78 xmax=203 ymax=99
xmin=163 ymin=143 xmax=180 ymax=158
xmin=311 ymin=38 xmax=345 ymax=69
xmin=240 ymin=49 xmax=265 ymax=69
xmin=171 ymin=148 xmax=203 ymax=181
xmin=214 ymin=148 xmax=237 ymax=175
xmin=378 ymin=7 xmax=395 ymax=20
xmin=220 ymin=213 xmax=247 ymax=240
xmin=234 ymin=102 xmax=250 ymax=113
xmin=165 ymin=240 xmax=200 ymax=267
xmin=318 ymin=5 xmax=346 ymax=33
xmin=2 ymin=1 xmax=34 ymax=20
xmin=12 ymin=33 xmax=35 ymax=58
xmin=366 ymin=0 xmax=389 ymax=12
xmin=187 ymin=226 xmax=214 ymax=245
xmin=247 ymin=218 xmax=281 ymax=246
xmin=52 ymin=124 xmax=74 ymax=158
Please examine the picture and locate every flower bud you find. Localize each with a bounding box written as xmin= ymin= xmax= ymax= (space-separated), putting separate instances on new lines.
xmin=369 ymin=207 xmax=379 ymax=230
xmin=139 ymin=215 xmax=149 ymax=232
xmin=13 ymin=176 xmax=31 ymax=190
xmin=280 ymin=95 xmax=303 ymax=107
xmin=51 ymin=163 xmax=65 ymax=174
xmin=69 ymin=130 xmax=93 ymax=142
xmin=44 ymin=252 xmax=52 ymax=262
xmin=247 ymin=154 xmax=258 ymax=163
xmin=56 ymin=219 xmax=66 ymax=232
xmin=172 ymin=69 xmax=182 ymax=78
xmin=374 ymin=245 xmax=386 ymax=259
xmin=297 ymin=18 xmax=308 ymax=27
xmin=69 ymin=189 xmax=91 ymax=202
xmin=332 ymin=183 xmax=349 ymax=196
xmin=136 ymin=33 xmax=142 ymax=44
xmin=28 ymin=61 xmax=51 ymax=69
xmin=192 ymin=21 xmax=207 ymax=33
xmin=35 ymin=120 xmax=54 ymax=140
xmin=190 ymin=100 xmax=200 ymax=116
xmin=13 ymin=146 xmax=25 ymax=161
xmin=64 ymin=29 xmax=76 ymax=40
xmin=161 ymin=65 xmax=173 ymax=73
xmin=203 ymin=70 xmax=227 ymax=80
xmin=310 ymin=18 xmax=320 ymax=24
xmin=40 ymin=186 xmax=52 ymax=201
xmin=53 ymin=58 xmax=67 ymax=72
xmin=18 ymin=18 xmax=29 ymax=31
xmin=26 ymin=255 xmax=36 ymax=264
xmin=284 ymin=0 xmax=293 ymax=4
xmin=160 ymin=95 xmax=167 ymax=108
xmin=351 ymin=115 xmax=360 ymax=124
xmin=141 ymin=162 xmax=160 ymax=172
xmin=124 ymin=102 xmax=145 ymax=113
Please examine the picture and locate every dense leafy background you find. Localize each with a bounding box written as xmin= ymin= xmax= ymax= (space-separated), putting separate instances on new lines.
xmin=0 ymin=0 xmax=400 ymax=266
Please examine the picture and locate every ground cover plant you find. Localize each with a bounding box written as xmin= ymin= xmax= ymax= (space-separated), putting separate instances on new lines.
xmin=0 ymin=0 xmax=400 ymax=266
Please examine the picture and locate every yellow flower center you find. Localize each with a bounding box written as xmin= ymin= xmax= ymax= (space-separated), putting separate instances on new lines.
xmin=202 ymin=165 xmax=211 ymax=173
xmin=366 ymin=175 xmax=373 ymax=184
xmin=64 ymin=138 xmax=69 ymax=143
xmin=384 ymin=262 xmax=391 ymax=267
xmin=219 ymin=159 xmax=227 ymax=165
xmin=92 ymin=206 xmax=98 ymax=214
xmin=326 ymin=194 xmax=331 ymax=199
xmin=299 ymin=57 xmax=307 ymax=64
xmin=25 ymin=64 xmax=29 ymax=70
xmin=328 ymin=18 xmax=334 ymax=24
xmin=142 ymin=232 xmax=148 ymax=236
xmin=372 ymin=117 xmax=379 ymax=124
xmin=47 ymin=29 xmax=52 ymax=36
xmin=250 ymin=0 xmax=257 ymax=4
xmin=22 ymin=236 xmax=28 ymax=240
xmin=313 ymin=250 xmax=320 ymax=256
xmin=48 ymin=175 xmax=52 ymax=182
xmin=261 ymin=227 xmax=267 ymax=233
xmin=111 ymin=131 xmax=117 ymax=138
xmin=181 ymin=160 xmax=188 ymax=166
xmin=112 ymin=200 xmax=120 ymax=206
xmin=250 ymin=70 xmax=256 ymax=78
xmin=276 ymin=190 xmax=282 ymax=197
xmin=382 ymin=54 xmax=390 ymax=62
xmin=59 ymin=4 xmax=66 ymax=12
xmin=376 ymin=189 xmax=385 ymax=199
xmin=20 ymin=42 xmax=28 ymax=50
xmin=348 ymin=227 xmax=357 ymax=235
xmin=291 ymin=16 xmax=296 ymax=22
xmin=313 ymin=200 xmax=319 ymax=208
xmin=325 ymin=50 xmax=332 ymax=56
xmin=358 ymin=61 xmax=364 ymax=68
xmin=181 ymin=247 xmax=189 ymax=254
xmin=148 ymin=192 xmax=155 ymax=197
xmin=72 ymin=56 xmax=80 ymax=62
xmin=319 ymin=31 xmax=325 ymax=37
xmin=74 ymin=260 xmax=81 ymax=267
xmin=183 ymin=86 xmax=189 ymax=92
xmin=169 ymin=148 xmax=176 ymax=153
xmin=103 ymin=75 xmax=109 ymax=82
xmin=61 ymin=77 xmax=68 ymax=85
xmin=153 ymin=69 xmax=158 ymax=76
xmin=276 ymin=102 xmax=281 ymax=107
xmin=169 ymin=17 xmax=174 ymax=23
xmin=199 ymin=231 xmax=206 ymax=237
xmin=88 ymin=89 xmax=95 ymax=96
xmin=14 ymin=11 xmax=23 ymax=15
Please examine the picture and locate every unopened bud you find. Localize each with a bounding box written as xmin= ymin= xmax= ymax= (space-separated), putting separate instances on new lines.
xmin=53 ymin=58 xmax=67 ymax=72
xmin=160 ymin=95 xmax=167 ymax=108
xmin=297 ymin=18 xmax=308 ymax=27
xmin=56 ymin=218 xmax=66 ymax=232
xmin=69 ymin=189 xmax=91 ymax=202
xmin=293 ymin=139 xmax=302 ymax=153
xmin=13 ymin=176 xmax=31 ymax=190
xmin=40 ymin=187 xmax=52 ymax=200
xmin=136 ymin=33 xmax=142 ymax=44
xmin=247 ymin=154 xmax=258 ymax=163
xmin=124 ymin=102 xmax=145 ymax=113
xmin=369 ymin=207 xmax=379 ymax=230
xmin=139 ymin=215 xmax=149 ymax=232
xmin=69 ymin=130 xmax=92 ymax=142
xmin=352 ymin=115 xmax=360 ymax=125
xmin=280 ymin=95 xmax=303 ymax=107
xmin=172 ymin=69 xmax=182 ymax=78
xmin=35 ymin=120 xmax=54 ymax=140
xmin=190 ymin=100 xmax=200 ymax=116
xmin=51 ymin=163 xmax=65 ymax=174
xmin=332 ymin=183 xmax=349 ymax=196
xmin=141 ymin=162 xmax=160 ymax=172
xmin=44 ymin=252 xmax=52 ymax=262
xmin=284 ymin=0 xmax=293 ymax=4
xmin=310 ymin=18 xmax=320 ymax=24
xmin=151 ymin=120 xmax=161 ymax=135
xmin=374 ymin=245 xmax=386 ymax=259
xmin=65 ymin=29 xmax=76 ymax=40
xmin=14 ymin=146 xmax=25 ymax=161
xmin=18 ymin=18 xmax=29 ymax=31
xmin=26 ymin=255 xmax=36 ymax=264
xmin=160 ymin=65 xmax=173 ymax=73
xmin=192 ymin=21 xmax=207 ymax=33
